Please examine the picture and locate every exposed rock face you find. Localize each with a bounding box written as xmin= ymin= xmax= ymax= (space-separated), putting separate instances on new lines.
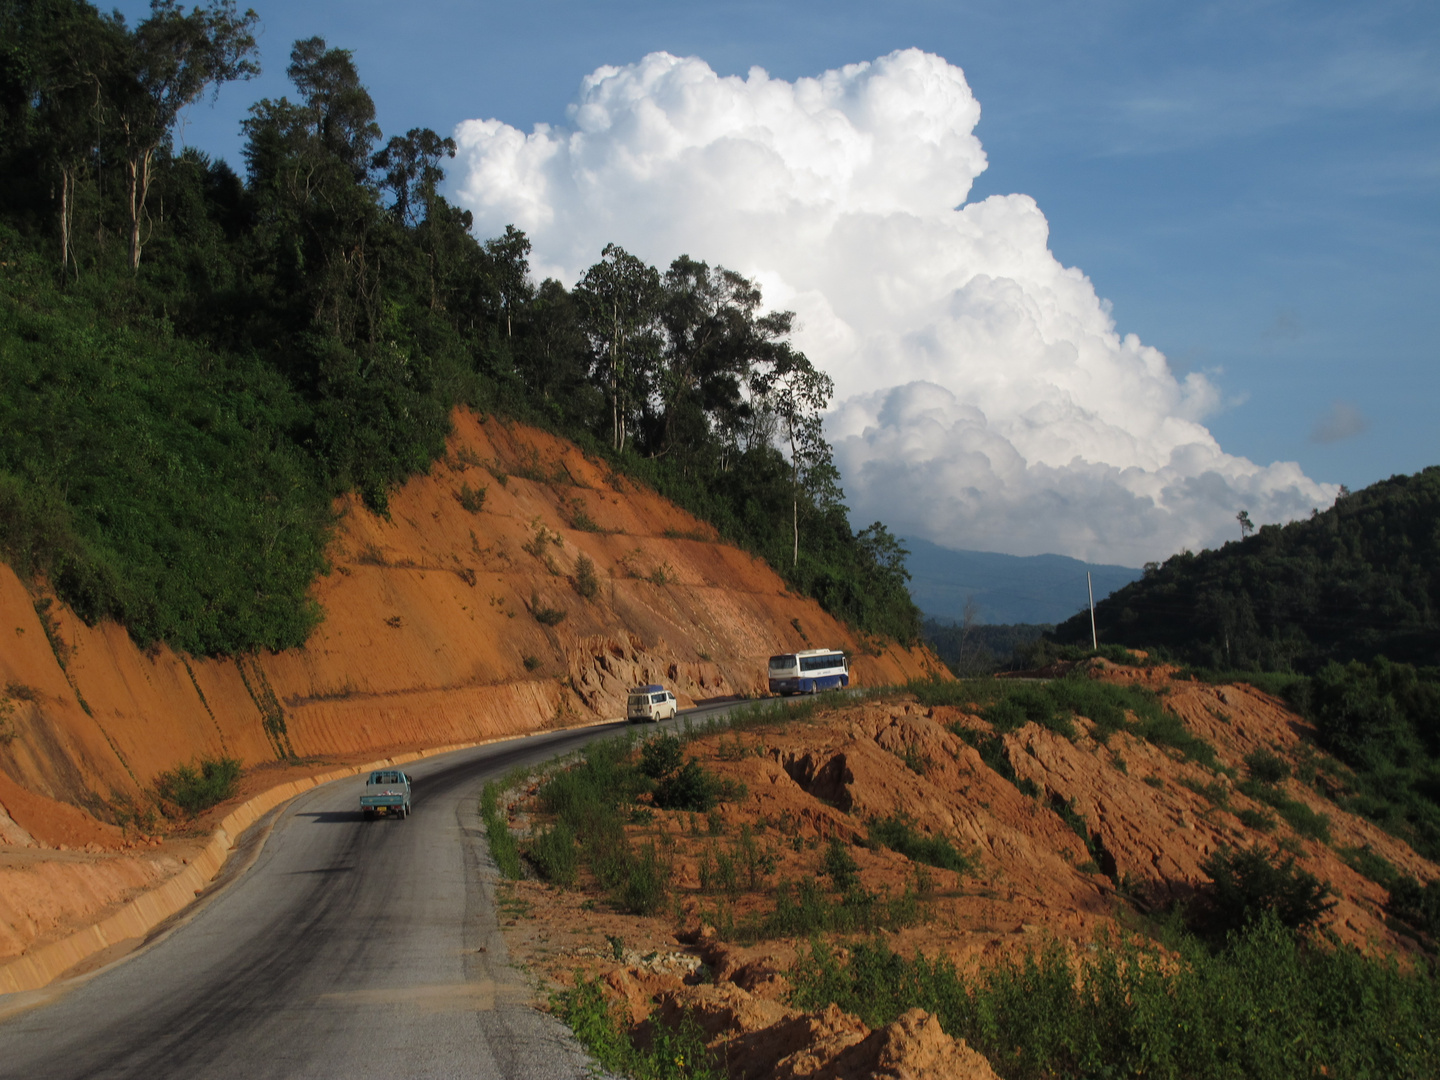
xmin=0 ymin=409 xmax=936 ymax=816
xmin=0 ymin=409 xmax=939 ymax=963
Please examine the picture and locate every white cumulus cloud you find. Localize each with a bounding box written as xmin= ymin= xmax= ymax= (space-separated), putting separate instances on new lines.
xmin=451 ymin=48 xmax=1337 ymax=566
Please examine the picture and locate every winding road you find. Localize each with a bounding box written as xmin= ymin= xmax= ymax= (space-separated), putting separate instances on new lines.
xmin=0 ymin=715 xmax=695 ymax=1079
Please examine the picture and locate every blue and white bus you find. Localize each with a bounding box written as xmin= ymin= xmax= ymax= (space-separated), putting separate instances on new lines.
xmin=768 ymin=649 xmax=849 ymax=695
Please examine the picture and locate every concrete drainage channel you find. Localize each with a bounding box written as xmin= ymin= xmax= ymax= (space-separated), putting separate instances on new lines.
xmin=0 ymin=695 xmax=777 ymax=1001
xmin=0 ymin=738 xmax=506 ymax=997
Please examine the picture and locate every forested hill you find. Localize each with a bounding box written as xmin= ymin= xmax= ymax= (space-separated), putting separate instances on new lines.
xmin=0 ymin=0 xmax=918 ymax=654
xmin=1054 ymin=468 xmax=1440 ymax=671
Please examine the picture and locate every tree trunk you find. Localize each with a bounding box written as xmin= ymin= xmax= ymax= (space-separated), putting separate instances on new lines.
xmin=59 ymin=167 xmax=75 ymax=276
xmin=792 ymin=491 xmax=799 ymax=568
xmin=126 ymin=147 xmax=155 ymax=271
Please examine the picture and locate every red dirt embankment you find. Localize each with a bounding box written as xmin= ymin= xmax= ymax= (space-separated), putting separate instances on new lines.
xmin=0 ymin=409 xmax=939 ymax=969
xmin=494 ymin=663 xmax=1438 ymax=1079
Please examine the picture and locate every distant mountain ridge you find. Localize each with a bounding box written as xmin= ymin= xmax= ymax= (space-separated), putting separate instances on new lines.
xmin=903 ymin=538 xmax=1141 ymax=625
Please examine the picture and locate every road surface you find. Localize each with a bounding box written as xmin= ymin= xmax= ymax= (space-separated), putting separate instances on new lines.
xmin=0 ymin=716 xmax=686 ymax=1079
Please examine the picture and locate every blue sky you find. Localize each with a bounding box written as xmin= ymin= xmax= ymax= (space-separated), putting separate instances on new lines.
xmin=119 ymin=0 xmax=1439 ymax=540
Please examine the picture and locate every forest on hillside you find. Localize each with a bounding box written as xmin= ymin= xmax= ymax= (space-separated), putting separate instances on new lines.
xmin=1053 ymin=468 xmax=1440 ymax=674
xmin=0 ymin=0 xmax=919 ymax=655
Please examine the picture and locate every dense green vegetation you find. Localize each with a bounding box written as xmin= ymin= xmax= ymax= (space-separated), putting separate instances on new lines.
xmin=0 ymin=0 xmax=919 ymax=656
xmin=1055 ymin=469 xmax=1440 ymax=672
xmin=792 ymin=916 xmax=1440 ymax=1080
xmin=1283 ymin=658 xmax=1440 ymax=863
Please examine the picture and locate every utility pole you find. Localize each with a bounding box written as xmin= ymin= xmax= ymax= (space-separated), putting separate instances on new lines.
xmin=1087 ymin=572 xmax=1098 ymax=651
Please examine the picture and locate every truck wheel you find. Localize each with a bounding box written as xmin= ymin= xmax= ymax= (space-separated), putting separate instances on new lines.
xmin=363 ymin=809 xmax=374 ymax=821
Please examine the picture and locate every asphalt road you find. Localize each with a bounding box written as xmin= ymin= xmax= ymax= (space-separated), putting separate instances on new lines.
xmin=0 ymin=714 xmax=717 ymax=1080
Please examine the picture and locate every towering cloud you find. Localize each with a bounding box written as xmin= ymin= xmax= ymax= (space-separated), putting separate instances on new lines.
xmin=451 ymin=49 xmax=1336 ymax=566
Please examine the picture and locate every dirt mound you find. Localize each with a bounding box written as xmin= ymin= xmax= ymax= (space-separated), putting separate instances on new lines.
xmin=494 ymin=664 xmax=1438 ymax=1077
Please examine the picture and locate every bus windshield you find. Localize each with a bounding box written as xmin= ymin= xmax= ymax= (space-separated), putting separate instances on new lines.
xmin=768 ymin=655 xmax=797 ymax=673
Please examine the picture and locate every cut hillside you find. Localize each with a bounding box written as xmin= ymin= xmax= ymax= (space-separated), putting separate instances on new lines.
xmin=487 ymin=662 xmax=1440 ymax=1079
xmin=0 ymin=412 xmax=939 ymax=968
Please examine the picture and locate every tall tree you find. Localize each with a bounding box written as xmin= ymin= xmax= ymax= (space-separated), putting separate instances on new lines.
xmin=243 ymin=37 xmax=381 ymax=344
xmin=2 ymin=0 xmax=127 ymax=274
xmin=756 ymin=350 xmax=838 ymax=566
xmin=117 ymin=0 xmax=259 ymax=269
xmin=575 ymin=244 xmax=662 ymax=453
xmin=373 ymin=126 xmax=453 ymax=229
xmin=656 ymin=256 xmax=795 ymax=467
xmin=484 ymin=224 xmax=532 ymax=340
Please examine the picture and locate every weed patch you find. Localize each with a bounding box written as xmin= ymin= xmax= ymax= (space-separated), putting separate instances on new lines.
xmin=553 ymin=976 xmax=720 ymax=1080
xmin=481 ymin=781 xmax=522 ymax=879
xmin=762 ymin=877 xmax=924 ymax=938
xmin=1237 ymin=780 xmax=1332 ymax=842
xmin=455 ymin=482 xmax=487 ymax=513
xmin=868 ymin=814 xmax=974 ymax=874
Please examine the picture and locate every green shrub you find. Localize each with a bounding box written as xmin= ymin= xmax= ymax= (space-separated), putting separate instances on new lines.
xmin=653 ymin=759 xmax=722 ymax=812
xmin=455 ymin=481 xmax=487 ymax=513
xmin=616 ymin=840 xmax=671 ymax=915
xmin=1129 ymin=710 xmax=1221 ymax=770
xmin=1180 ymin=776 xmax=1232 ymax=809
xmin=640 ymin=733 xmax=685 ymax=779
xmin=951 ymin=725 xmax=1041 ymax=797
xmin=868 ymin=814 xmax=974 ymax=874
xmin=1238 ymin=780 xmax=1332 ymax=842
xmin=530 ymin=588 xmax=568 ymax=625
xmin=1195 ymin=843 xmax=1336 ymax=936
xmin=822 ymin=837 xmax=859 ymax=890
xmin=1276 ymin=800 xmax=1332 ymax=843
xmin=1244 ymin=749 xmax=1292 ymax=785
xmin=1237 ymin=808 xmax=1276 ymax=832
xmin=154 ymin=756 xmax=242 ymax=815
xmin=982 ymin=685 xmax=1075 ymax=738
xmin=1337 ymin=844 xmax=1400 ymax=888
xmin=1389 ymin=875 xmax=1440 ymax=940
xmin=573 ymin=554 xmax=599 ymax=599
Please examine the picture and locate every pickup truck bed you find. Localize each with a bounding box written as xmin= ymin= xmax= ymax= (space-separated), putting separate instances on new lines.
xmin=360 ymin=769 xmax=412 ymax=820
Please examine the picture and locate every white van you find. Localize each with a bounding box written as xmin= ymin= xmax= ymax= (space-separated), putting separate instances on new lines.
xmin=627 ymin=684 xmax=678 ymax=723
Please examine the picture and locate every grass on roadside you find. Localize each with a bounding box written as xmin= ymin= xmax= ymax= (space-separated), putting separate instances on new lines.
xmin=553 ymin=976 xmax=721 ymax=1079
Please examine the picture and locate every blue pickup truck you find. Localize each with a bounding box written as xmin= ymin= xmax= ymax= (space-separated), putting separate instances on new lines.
xmin=360 ymin=769 xmax=412 ymax=820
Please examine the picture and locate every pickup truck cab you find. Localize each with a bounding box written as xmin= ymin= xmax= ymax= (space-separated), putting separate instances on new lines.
xmin=360 ymin=769 xmax=412 ymax=820
xmin=627 ymin=684 xmax=678 ymax=723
